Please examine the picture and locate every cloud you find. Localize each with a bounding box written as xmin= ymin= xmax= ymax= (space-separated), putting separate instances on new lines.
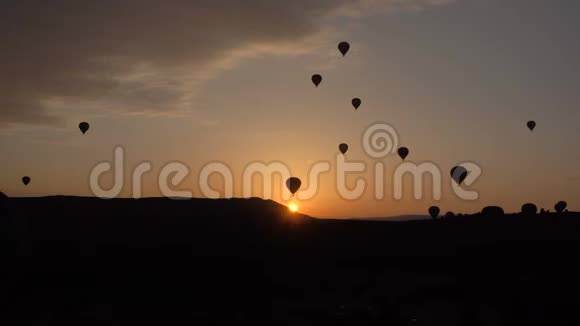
xmin=334 ymin=0 xmax=456 ymax=16
xmin=0 ymin=0 xmax=456 ymax=127
xmin=200 ymin=119 xmax=221 ymax=127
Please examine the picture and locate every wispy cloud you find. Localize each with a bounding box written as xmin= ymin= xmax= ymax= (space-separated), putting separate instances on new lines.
xmin=200 ymin=119 xmax=221 ymax=127
xmin=0 ymin=0 xmax=458 ymax=128
xmin=334 ymin=0 xmax=457 ymax=17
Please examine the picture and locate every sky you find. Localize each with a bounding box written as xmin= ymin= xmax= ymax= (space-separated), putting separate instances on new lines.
xmin=1 ymin=0 xmax=579 ymax=218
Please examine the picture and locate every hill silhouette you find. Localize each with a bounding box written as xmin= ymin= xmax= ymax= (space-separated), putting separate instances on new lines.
xmin=2 ymin=196 xmax=580 ymax=325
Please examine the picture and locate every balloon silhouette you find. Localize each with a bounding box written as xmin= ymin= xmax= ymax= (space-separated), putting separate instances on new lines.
xmin=527 ymin=121 xmax=536 ymax=131
xmin=555 ymin=201 xmax=567 ymax=213
xmin=521 ymin=203 xmax=538 ymax=215
xmin=450 ymin=166 xmax=468 ymax=185
xmin=351 ymin=98 xmax=361 ymax=110
xmin=428 ymin=206 xmax=440 ymax=220
xmin=22 ymin=176 xmax=31 ymax=186
xmin=397 ymin=147 xmax=409 ymax=161
xmin=79 ymin=122 xmax=90 ymax=135
xmin=311 ymin=74 xmax=322 ymax=87
xmin=338 ymin=41 xmax=350 ymax=56
xmin=339 ymin=143 xmax=349 ymax=155
xmin=286 ymin=177 xmax=302 ymax=196
xmin=482 ymin=206 xmax=505 ymax=217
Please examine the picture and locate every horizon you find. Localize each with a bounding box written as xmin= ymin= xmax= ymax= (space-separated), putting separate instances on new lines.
xmin=0 ymin=194 xmax=573 ymax=220
xmin=1 ymin=0 xmax=579 ymax=218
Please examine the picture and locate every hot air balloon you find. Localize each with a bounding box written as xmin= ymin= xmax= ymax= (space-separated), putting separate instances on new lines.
xmin=339 ymin=143 xmax=349 ymax=155
xmin=351 ymin=98 xmax=361 ymax=110
xmin=397 ymin=147 xmax=409 ymax=161
xmin=22 ymin=176 xmax=31 ymax=186
xmin=311 ymin=74 xmax=322 ymax=87
xmin=481 ymin=206 xmax=505 ymax=217
xmin=450 ymin=166 xmax=468 ymax=185
xmin=79 ymin=122 xmax=90 ymax=135
xmin=286 ymin=177 xmax=302 ymax=196
xmin=338 ymin=42 xmax=350 ymax=56
xmin=527 ymin=121 xmax=536 ymax=131
xmin=428 ymin=206 xmax=440 ymax=220
xmin=555 ymin=201 xmax=567 ymax=213
xmin=521 ymin=203 xmax=538 ymax=216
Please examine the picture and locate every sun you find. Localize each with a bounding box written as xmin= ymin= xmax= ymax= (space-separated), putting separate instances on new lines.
xmin=288 ymin=203 xmax=299 ymax=212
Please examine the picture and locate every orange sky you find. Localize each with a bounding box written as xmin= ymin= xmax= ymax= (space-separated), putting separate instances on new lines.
xmin=1 ymin=0 xmax=579 ymax=217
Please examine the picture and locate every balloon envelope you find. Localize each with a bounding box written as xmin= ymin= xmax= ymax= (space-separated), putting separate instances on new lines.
xmin=527 ymin=121 xmax=536 ymax=131
xmin=428 ymin=206 xmax=440 ymax=219
xmin=22 ymin=176 xmax=30 ymax=186
xmin=79 ymin=121 xmax=90 ymax=134
xmin=311 ymin=74 xmax=322 ymax=87
xmin=339 ymin=143 xmax=349 ymax=155
xmin=338 ymin=42 xmax=350 ymax=56
xmin=482 ymin=206 xmax=505 ymax=217
xmin=397 ymin=147 xmax=409 ymax=160
xmin=555 ymin=201 xmax=567 ymax=213
xmin=450 ymin=166 xmax=468 ymax=185
xmin=521 ymin=203 xmax=538 ymax=215
xmin=351 ymin=98 xmax=361 ymax=110
xmin=286 ymin=177 xmax=302 ymax=195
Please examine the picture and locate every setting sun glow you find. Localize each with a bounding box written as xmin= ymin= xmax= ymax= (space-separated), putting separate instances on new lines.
xmin=289 ymin=203 xmax=298 ymax=212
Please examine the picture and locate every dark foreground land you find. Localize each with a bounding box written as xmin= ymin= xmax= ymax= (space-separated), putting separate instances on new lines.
xmin=1 ymin=197 xmax=580 ymax=325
